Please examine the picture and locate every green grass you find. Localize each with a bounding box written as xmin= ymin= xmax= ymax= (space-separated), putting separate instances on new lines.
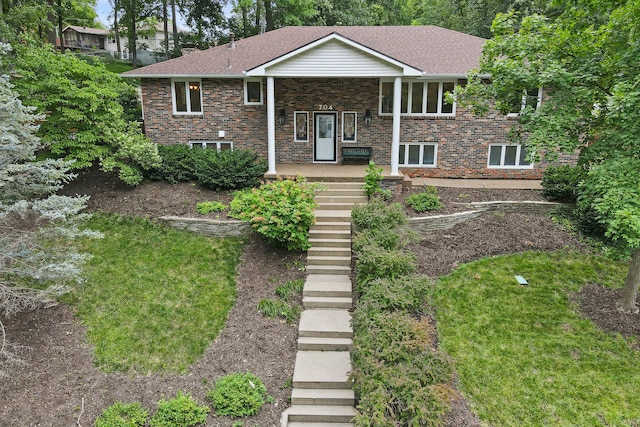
xmin=436 ymin=251 xmax=640 ymax=426
xmin=104 ymin=62 xmax=134 ymax=74
xmin=75 ymin=214 xmax=244 ymax=373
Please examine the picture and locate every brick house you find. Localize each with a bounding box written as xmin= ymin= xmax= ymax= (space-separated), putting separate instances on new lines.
xmin=123 ymin=25 xmax=566 ymax=179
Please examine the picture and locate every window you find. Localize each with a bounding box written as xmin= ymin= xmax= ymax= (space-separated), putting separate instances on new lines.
xmin=244 ymin=79 xmax=263 ymax=105
xmin=189 ymin=141 xmax=233 ymax=151
xmin=172 ymin=80 xmax=202 ymax=114
xmin=507 ymin=87 xmax=542 ymax=116
xmin=487 ymin=144 xmax=532 ymax=168
xmin=398 ymin=143 xmax=437 ymax=166
xmin=380 ymin=80 xmax=455 ymax=116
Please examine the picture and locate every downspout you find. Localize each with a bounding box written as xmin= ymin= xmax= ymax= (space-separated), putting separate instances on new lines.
xmin=390 ymin=76 xmax=402 ymax=176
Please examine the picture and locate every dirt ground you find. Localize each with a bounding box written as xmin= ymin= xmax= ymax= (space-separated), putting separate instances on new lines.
xmin=1 ymin=170 xmax=637 ymax=427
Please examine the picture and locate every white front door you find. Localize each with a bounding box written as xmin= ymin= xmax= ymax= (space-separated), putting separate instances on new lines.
xmin=314 ymin=113 xmax=337 ymax=162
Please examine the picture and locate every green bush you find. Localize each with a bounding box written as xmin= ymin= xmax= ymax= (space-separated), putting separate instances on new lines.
xmin=95 ymin=401 xmax=148 ymax=427
xmin=406 ymin=186 xmax=444 ymax=212
xmin=355 ymin=245 xmax=416 ymax=286
xmin=257 ymin=298 xmax=301 ymax=323
xmin=229 ymin=177 xmax=318 ymax=251
xmin=356 ymin=275 xmax=431 ymax=311
xmin=193 ymin=149 xmax=267 ymax=191
xmin=146 ymin=144 xmax=197 ymax=183
xmin=351 ymin=312 xmax=453 ymax=427
xmin=363 ymin=161 xmax=391 ymax=199
xmin=196 ymin=201 xmax=228 ymax=214
xmin=207 ymin=372 xmax=267 ymax=417
xmin=149 ymin=392 xmax=209 ymax=427
xmin=351 ymin=198 xmax=406 ymax=232
xmin=541 ymin=165 xmax=586 ymax=202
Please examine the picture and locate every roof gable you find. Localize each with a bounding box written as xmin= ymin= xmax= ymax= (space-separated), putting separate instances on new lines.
xmin=247 ymin=33 xmax=421 ymax=77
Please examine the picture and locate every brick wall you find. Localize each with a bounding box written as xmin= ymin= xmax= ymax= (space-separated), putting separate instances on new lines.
xmin=141 ymin=77 xmax=576 ymax=179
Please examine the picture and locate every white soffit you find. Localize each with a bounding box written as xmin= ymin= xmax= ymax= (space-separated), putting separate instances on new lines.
xmin=246 ymin=34 xmax=422 ymax=77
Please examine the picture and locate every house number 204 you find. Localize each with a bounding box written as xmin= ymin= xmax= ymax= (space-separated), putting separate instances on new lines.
xmin=317 ymin=104 xmax=334 ymax=110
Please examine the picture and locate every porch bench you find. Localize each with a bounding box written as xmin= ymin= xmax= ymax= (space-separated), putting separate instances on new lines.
xmin=341 ymin=146 xmax=372 ymax=165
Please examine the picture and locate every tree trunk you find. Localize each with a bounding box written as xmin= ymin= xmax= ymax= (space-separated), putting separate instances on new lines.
xmin=46 ymin=0 xmax=57 ymax=46
xmin=619 ymin=248 xmax=640 ymax=313
xmin=171 ymin=0 xmax=179 ymax=56
xmin=162 ymin=0 xmax=169 ymax=59
xmin=114 ymin=0 xmax=122 ymax=58
xmin=129 ymin=0 xmax=137 ymax=68
xmin=57 ymin=0 xmax=65 ymax=53
xmin=263 ymin=0 xmax=273 ymax=32
xmin=241 ymin=5 xmax=248 ymax=38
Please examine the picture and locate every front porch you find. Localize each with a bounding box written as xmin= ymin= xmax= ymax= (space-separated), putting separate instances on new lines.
xmin=265 ymin=164 xmax=543 ymax=190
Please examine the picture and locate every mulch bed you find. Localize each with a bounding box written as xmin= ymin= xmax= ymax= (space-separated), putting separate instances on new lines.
xmin=1 ymin=169 xmax=637 ymax=426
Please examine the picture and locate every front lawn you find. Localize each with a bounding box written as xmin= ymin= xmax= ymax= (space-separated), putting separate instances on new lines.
xmin=75 ymin=214 xmax=244 ymax=373
xmin=436 ymin=251 xmax=639 ymax=425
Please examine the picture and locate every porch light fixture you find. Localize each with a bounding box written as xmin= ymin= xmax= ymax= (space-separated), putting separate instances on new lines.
xmin=364 ymin=109 xmax=372 ymax=125
xmin=278 ymin=108 xmax=286 ymax=125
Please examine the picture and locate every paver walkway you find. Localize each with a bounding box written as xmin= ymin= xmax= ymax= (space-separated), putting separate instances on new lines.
xmin=280 ymin=181 xmax=365 ymax=427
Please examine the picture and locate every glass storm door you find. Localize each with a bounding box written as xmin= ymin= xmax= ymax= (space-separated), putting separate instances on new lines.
xmin=314 ymin=113 xmax=337 ymax=162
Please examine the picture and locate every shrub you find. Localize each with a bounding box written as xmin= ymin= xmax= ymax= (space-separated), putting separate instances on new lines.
xmin=95 ymin=401 xmax=148 ymax=427
xmin=406 ymin=186 xmax=444 ymax=212
xmin=363 ymin=161 xmax=384 ymax=198
xmin=355 ymin=245 xmax=416 ymax=286
xmin=356 ymin=275 xmax=431 ymax=312
xmin=351 ymin=198 xmax=406 ymax=232
xmin=193 ymin=149 xmax=268 ymax=191
xmin=257 ymin=298 xmax=301 ymax=323
xmin=229 ymin=177 xmax=318 ymax=251
xmin=196 ymin=201 xmax=228 ymax=215
xmin=207 ymin=372 xmax=267 ymax=417
xmin=149 ymin=392 xmax=209 ymax=427
xmin=146 ymin=144 xmax=197 ymax=183
xmin=351 ymin=311 xmax=453 ymax=427
xmin=541 ymin=165 xmax=586 ymax=202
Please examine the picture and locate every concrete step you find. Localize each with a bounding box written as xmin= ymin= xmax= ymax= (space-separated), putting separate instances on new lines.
xmin=315 ymin=188 xmax=366 ymax=197
xmin=309 ymin=238 xmax=351 ymax=248
xmin=286 ymin=405 xmax=358 ymax=423
xmin=315 ymin=195 xmax=368 ymax=204
xmin=299 ymin=309 xmax=352 ymax=338
xmin=297 ymin=336 xmax=352 ymax=351
xmin=291 ymin=388 xmax=355 ymax=406
xmin=309 ymin=229 xmax=351 ymax=240
xmin=312 ymin=221 xmax=351 ymax=231
xmin=307 ymin=255 xmax=351 ymax=267
xmin=314 ymin=210 xmax=352 ymax=222
xmin=293 ymin=351 xmax=352 ymax=389
xmin=303 ymin=296 xmax=352 ymax=309
xmin=306 ymin=265 xmax=352 ymax=276
xmin=311 ymin=181 xmax=364 ymax=190
xmin=287 ymin=422 xmax=354 ymax=427
xmin=316 ymin=202 xmax=365 ymax=210
xmin=308 ymin=247 xmax=352 ymax=257
xmin=304 ymin=275 xmax=352 ymax=297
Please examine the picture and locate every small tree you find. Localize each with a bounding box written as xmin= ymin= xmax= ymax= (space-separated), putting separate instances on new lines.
xmin=0 ymin=46 xmax=98 ymax=374
xmin=6 ymin=44 xmax=160 ymax=185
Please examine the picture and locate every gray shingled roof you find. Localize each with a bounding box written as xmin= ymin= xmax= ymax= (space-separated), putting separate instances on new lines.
xmin=64 ymin=25 xmax=109 ymax=35
xmin=122 ymin=26 xmax=486 ymax=78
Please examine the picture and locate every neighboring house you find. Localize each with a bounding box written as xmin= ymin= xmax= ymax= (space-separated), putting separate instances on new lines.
xmin=62 ymin=26 xmax=108 ymax=52
xmin=122 ymin=26 xmax=573 ymax=179
xmin=106 ymin=23 xmax=180 ymax=64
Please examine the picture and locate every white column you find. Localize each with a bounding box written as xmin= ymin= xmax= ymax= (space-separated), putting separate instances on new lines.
xmin=390 ymin=76 xmax=402 ymax=176
xmin=266 ymin=76 xmax=277 ymax=174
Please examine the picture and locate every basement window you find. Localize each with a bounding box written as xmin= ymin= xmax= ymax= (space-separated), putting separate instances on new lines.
xmin=189 ymin=141 xmax=233 ymax=151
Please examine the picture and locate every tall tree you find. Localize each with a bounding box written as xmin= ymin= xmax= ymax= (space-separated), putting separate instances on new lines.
xmin=456 ymin=0 xmax=640 ymax=311
xmin=0 ymin=44 xmax=96 ymax=375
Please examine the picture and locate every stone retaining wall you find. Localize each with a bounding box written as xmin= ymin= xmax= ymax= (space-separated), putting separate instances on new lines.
xmin=159 ymin=216 xmax=251 ymax=237
xmin=408 ymin=201 xmax=568 ymax=233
